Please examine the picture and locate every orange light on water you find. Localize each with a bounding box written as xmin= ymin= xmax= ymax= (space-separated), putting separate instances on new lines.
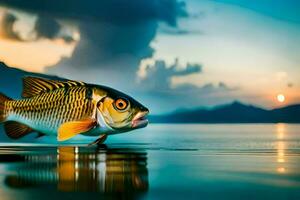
xmin=276 ymin=124 xmax=287 ymax=174
xmin=277 ymin=167 xmax=286 ymax=173
xmin=277 ymin=158 xmax=285 ymax=163
xmin=276 ymin=123 xmax=285 ymax=139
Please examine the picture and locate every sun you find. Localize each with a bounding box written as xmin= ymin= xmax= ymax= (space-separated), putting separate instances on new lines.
xmin=277 ymin=94 xmax=285 ymax=103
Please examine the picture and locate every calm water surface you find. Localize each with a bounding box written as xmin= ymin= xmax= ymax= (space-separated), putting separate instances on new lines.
xmin=0 ymin=124 xmax=300 ymax=200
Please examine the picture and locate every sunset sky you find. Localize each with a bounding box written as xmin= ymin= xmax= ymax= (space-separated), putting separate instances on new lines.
xmin=0 ymin=0 xmax=299 ymax=113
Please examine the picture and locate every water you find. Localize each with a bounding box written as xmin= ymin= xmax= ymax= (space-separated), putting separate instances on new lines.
xmin=0 ymin=124 xmax=300 ymax=200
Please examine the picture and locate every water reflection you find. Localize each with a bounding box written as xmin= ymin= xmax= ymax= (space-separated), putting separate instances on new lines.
xmin=276 ymin=123 xmax=285 ymax=140
xmin=276 ymin=124 xmax=286 ymax=174
xmin=2 ymin=146 xmax=148 ymax=194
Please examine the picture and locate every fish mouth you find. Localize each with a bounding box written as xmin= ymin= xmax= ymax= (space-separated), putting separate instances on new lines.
xmin=132 ymin=111 xmax=149 ymax=129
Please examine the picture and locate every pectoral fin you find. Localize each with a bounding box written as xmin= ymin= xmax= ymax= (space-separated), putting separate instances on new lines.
xmin=88 ymin=134 xmax=108 ymax=146
xmin=4 ymin=121 xmax=33 ymax=139
xmin=58 ymin=118 xmax=97 ymax=141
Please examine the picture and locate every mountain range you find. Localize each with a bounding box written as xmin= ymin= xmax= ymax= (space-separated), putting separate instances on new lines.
xmin=0 ymin=62 xmax=299 ymax=123
xmin=149 ymin=101 xmax=300 ymax=123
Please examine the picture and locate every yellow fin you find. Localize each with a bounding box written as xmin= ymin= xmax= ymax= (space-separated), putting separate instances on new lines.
xmin=22 ymin=76 xmax=85 ymax=98
xmin=4 ymin=121 xmax=33 ymax=139
xmin=58 ymin=119 xmax=97 ymax=141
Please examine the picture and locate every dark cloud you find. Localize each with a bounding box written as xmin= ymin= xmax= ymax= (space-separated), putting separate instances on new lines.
xmin=0 ymin=0 xmax=187 ymax=25
xmin=135 ymin=59 xmax=237 ymax=113
xmin=0 ymin=12 xmax=73 ymax=42
xmin=0 ymin=0 xmax=186 ymax=63
xmin=138 ymin=59 xmax=233 ymax=93
xmin=176 ymin=63 xmax=202 ymax=75
xmin=60 ymin=35 xmax=75 ymax=43
xmin=139 ymin=59 xmax=202 ymax=90
xmin=58 ymin=20 xmax=157 ymax=68
xmin=34 ymin=15 xmax=61 ymax=39
xmin=40 ymin=1 xmax=187 ymax=84
xmin=0 ymin=12 xmax=22 ymax=41
xmin=158 ymin=23 xmax=204 ymax=35
xmin=34 ymin=15 xmax=74 ymax=43
xmin=0 ymin=0 xmax=187 ymax=83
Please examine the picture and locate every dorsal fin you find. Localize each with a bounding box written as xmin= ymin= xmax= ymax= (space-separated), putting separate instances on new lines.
xmin=4 ymin=121 xmax=33 ymax=139
xmin=22 ymin=76 xmax=85 ymax=98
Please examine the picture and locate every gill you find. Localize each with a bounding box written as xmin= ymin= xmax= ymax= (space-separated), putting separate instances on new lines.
xmin=91 ymin=88 xmax=114 ymax=132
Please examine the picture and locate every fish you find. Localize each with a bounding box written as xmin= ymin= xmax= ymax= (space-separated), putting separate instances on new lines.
xmin=0 ymin=76 xmax=149 ymax=144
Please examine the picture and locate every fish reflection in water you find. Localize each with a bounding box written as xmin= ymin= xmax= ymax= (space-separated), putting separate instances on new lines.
xmin=2 ymin=146 xmax=148 ymax=195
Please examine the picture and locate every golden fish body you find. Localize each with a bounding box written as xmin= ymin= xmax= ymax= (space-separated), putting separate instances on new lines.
xmin=5 ymin=86 xmax=96 ymax=135
xmin=0 ymin=77 xmax=149 ymax=143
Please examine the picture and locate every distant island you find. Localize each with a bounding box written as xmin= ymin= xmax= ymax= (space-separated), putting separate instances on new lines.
xmin=149 ymin=101 xmax=300 ymax=123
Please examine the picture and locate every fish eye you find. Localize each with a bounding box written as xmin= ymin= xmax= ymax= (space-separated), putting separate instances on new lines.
xmin=114 ymin=98 xmax=129 ymax=111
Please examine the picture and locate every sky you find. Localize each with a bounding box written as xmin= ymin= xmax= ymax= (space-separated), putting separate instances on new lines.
xmin=0 ymin=0 xmax=299 ymax=114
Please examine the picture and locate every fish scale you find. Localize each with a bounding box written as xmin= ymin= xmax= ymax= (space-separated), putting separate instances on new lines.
xmin=5 ymin=86 xmax=95 ymax=135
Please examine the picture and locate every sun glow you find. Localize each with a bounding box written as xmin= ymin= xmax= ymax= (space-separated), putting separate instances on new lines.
xmin=277 ymin=94 xmax=285 ymax=103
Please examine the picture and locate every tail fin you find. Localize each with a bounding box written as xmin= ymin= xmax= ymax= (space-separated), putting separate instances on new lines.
xmin=0 ymin=92 xmax=12 ymax=122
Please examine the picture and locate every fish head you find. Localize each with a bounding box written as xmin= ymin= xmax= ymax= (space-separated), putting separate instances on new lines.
xmin=95 ymin=86 xmax=149 ymax=132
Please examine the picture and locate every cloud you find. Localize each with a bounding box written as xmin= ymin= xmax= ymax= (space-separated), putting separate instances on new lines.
xmin=0 ymin=0 xmax=187 ymax=77
xmin=135 ymin=59 xmax=237 ymax=113
xmin=34 ymin=15 xmax=75 ymax=43
xmin=139 ymin=59 xmax=202 ymax=90
xmin=0 ymin=0 xmax=187 ymax=25
xmin=0 ymin=0 xmax=188 ymax=89
xmin=34 ymin=15 xmax=61 ymax=39
xmin=55 ymin=20 xmax=158 ymax=69
xmin=176 ymin=63 xmax=202 ymax=75
xmin=0 ymin=11 xmax=75 ymax=43
xmin=138 ymin=58 xmax=234 ymax=93
xmin=158 ymin=22 xmax=204 ymax=35
xmin=23 ymin=0 xmax=186 ymax=87
xmin=0 ymin=12 xmax=22 ymax=41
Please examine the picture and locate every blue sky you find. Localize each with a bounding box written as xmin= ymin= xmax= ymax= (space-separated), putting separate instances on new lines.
xmin=0 ymin=0 xmax=299 ymax=113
